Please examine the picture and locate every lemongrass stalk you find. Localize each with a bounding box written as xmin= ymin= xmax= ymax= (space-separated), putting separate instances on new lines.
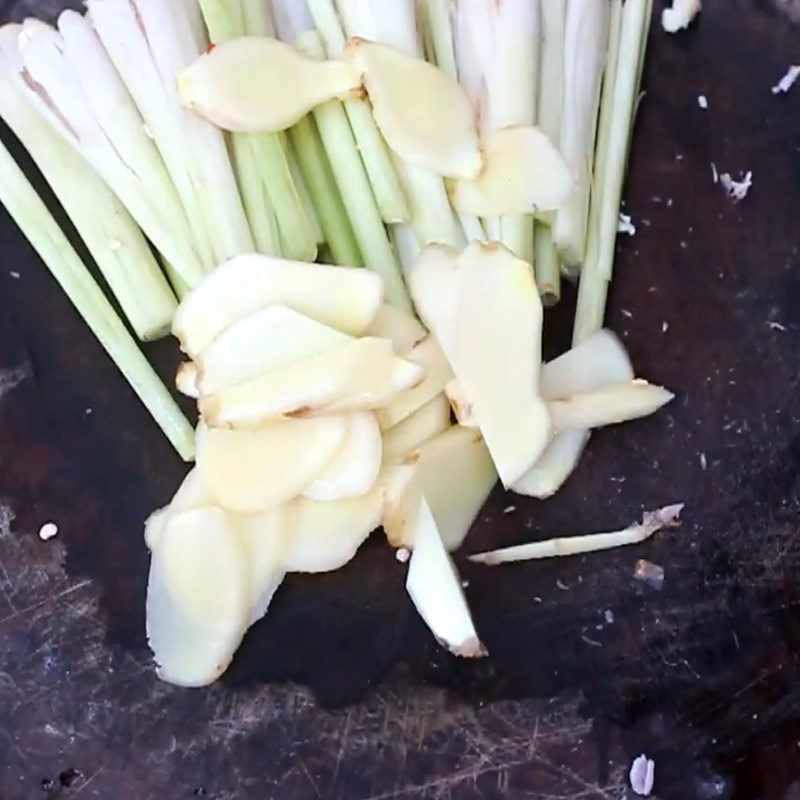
xmin=204 ymin=0 xmax=317 ymax=261
xmin=417 ymin=0 xmax=485 ymax=243
xmin=285 ymin=136 xmax=325 ymax=245
xmin=298 ymin=32 xmax=411 ymax=307
xmin=87 ymin=0 xmax=253 ymax=268
xmin=287 ymin=115 xmax=362 ymax=264
xmin=469 ymin=504 xmax=683 ymax=565
xmin=178 ymin=0 xmax=211 ymax=49
xmin=418 ymin=0 xmax=458 ymax=78
xmin=0 ymin=139 xmax=194 ymax=459
xmin=158 ymin=255 xmax=193 ymax=300
xmin=533 ymin=227 xmax=561 ymax=305
xmin=574 ymin=0 xmax=652 ymax=345
xmin=534 ymin=0 xmax=567 ymax=303
xmin=450 ymin=0 xmax=539 ymax=259
xmin=305 ymin=0 xmax=410 ymax=226
xmin=229 ymin=133 xmax=281 ymax=255
xmin=272 ymin=0 xmax=409 ymax=303
xmin=135 ymin=0 xmax=253 ymax=263
xmin=239 ymin=0 xmax=271 ymax=37
xmin=335 ymin=0 xmax=422 ymax=55
xmin=391 ymin=224 xmax=421 ymax=277
xmin=15 ymin=17 xmax=208 ymax=290
xmin=552 ymin=0 xmax=611 ymax=269
xmin=0 ymin=27 xmax=176 ymax=340
xmin=86 ymin=0 xmax=214 ymax=270
xmin=398 ymin=161 xmax=465 ymax=248
xmin=336 ymin=0 xmax=465 ymax=248
xmin=593 ymin=0 xmax=651 ymax=282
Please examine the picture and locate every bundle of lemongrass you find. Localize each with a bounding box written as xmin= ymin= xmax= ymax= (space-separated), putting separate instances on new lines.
xmin=0 ymin=0 xmax=668 ymax=686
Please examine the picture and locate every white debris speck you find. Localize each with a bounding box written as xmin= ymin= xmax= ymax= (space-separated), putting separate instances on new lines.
xmin=699 ymin=452 xmax=707 ymax=470
xmin=662 ymin=321 xmax=669 ymax=333
xmin=620 ymin=309 xmax=633 ymax=319
xmin=719 ymin=170 xmax=753 ymax=203
xmin=503 ymin=505 xmax=517 ymax=515
xmin=395 ymin=547 xmax=410 ymax=564
xmin=711 ymin=162 xmax=719 ymax=184
xmin=768 ymin=321 xmax=787 ymax=331
xmin=772 ymin=65 xmax=800 ymax=95
xmin=618 ymin=213 xmax=636 ymax=236
xmin=630 ymin=754 xmax=656 ymax=796
xmin=604 ymin=609 xmax=615 ymax=624
xmin=9 ymin=271 xmax=20 ymax=279
xmin=666 ymin=197 xmax=674 ymax=208
xmin=108 ymin=239 xmax=122 ymax=251
xmin=461 ymin=580 xmax=469 ymax=588
xmin=38 ymin=522 xmax=58 ymax=541
xmin=84 ymin=407 xmax=93 ymax=416
xmin=662 ymin=0 xmax=701 ymax=33
xmin=697 ymin=94 xmax=708 ymax=109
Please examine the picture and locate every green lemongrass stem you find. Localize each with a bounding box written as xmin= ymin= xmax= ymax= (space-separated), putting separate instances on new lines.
xmin=16 ymin=16 xmax=208 ymax=290
xmin=158 ymin=255 xmax=192 ymax=300
xmin=284 ymin=136 xmax=325 ymax=244
xmin=593 ymin=0 xmax=651 ymax=283
xmin=534 ymin=226 xmax=561 ymax=306
xmin=399 ymin=160 xmax=464 ymax=248
xmin=287 ymin=115 xmax=362 ymax=264
xmin=0 ymin=139 xmax=194 ymax=459
xmin=552 ymin=0 xmax=611 ymax=269
xmin=306 ymin=0 xmax=410 ymax=225
xmin=335 ymin=0 xmax=464 ymax=249
xmin=534 ymin=0 xmax=567 ymax=302
xmin=417 ymin=0 xmax=485 ymax=243
xmin=391 ymin=224 xmax=421 ymax=277
xmin=469 ymin=504 xmax=684 ymax=565
xmin=229 ymin=133 xmax=281 ymax=255
xmin=293 ymin=31 xmax=410 ymax=308
xmin=0 ymin=27 xmax=176 ymax=340
xmin=574 ymin=0 xmax=652 ymax=344
xmin=87 ymin=0 xmax=253 ymax=268
xmin=201 ymin=0 xmax=319 ymax=264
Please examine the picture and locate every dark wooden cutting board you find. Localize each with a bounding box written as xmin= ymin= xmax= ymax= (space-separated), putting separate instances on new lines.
xmin=1 ymin=2 xmax=800 ymax=798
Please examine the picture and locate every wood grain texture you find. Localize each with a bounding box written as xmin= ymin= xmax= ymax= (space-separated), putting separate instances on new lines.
xmin=0 ymin=2 xmax=799 ymax=798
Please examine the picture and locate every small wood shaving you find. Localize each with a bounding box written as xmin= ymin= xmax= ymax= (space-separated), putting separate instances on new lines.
xmin=711 ymin=162 xmax=719 ymax=184
xmin=719 ymin=170 xmax=753 ymax=202
xmin=697 ymin=94 xmax=708 ymax=109
xmin=503 ymin=505 xmax=517 ymax=515
xmin=662 ymin=0 xmax=701 ymax=33
xmin=772 ymin=65 xmax=800 ymax=95
xmin=634 ymin=559 xmax=665 ymax=590
xmin=630 ymin=754 xmax=655 ymax=796
xmin=469 ymin=505 xmax=684 ymax=566
xmin=618 ymin=213 xmax=636 ymax=236
xmin=395 ymin=547 xmax=410 ymax=563
xmin=38 ymin=522 xmax=58 ymax=541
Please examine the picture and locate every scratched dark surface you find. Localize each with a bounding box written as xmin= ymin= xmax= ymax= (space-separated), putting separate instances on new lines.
xmin=1 ymin=1 xmax=800 ymax=799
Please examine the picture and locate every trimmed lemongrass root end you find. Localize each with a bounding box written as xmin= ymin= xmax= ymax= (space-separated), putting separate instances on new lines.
xmin=470 ymin=504 xmax=684 ymax=565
